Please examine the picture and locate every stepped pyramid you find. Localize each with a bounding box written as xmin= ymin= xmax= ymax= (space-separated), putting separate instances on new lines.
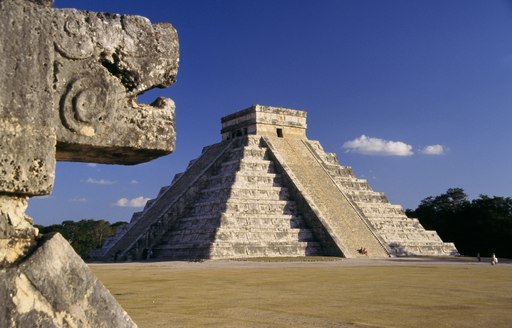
xmin=92 ymin=105 xmax=458 ymax=261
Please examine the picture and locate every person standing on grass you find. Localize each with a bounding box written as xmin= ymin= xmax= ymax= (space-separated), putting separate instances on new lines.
xmin=491 ymin=253 xmax=498 ymax=265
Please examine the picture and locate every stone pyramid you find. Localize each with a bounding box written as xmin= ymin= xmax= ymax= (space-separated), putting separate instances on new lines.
xmin=93 ymin=105 xmax=458 ymax=261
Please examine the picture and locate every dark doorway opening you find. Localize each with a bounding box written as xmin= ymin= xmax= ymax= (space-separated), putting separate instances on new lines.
xmin=276 ymin=128 xmax=283 ymax=138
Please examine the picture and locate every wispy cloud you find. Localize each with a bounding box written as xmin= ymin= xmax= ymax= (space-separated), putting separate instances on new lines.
xmin=86 ymin=163 xmax=98 ymax=168
xmin=342 ymin=135 xmax=413 ymax=156
xmin=113 ymin=196 xmax=150 ymax=208
xmin=33 ymin=195 xmax=52 ymax=199
xmin=420 ymin=144 xmax=445 ymax=155
xmin=83 ymin=178 xmax=116 ymax=185
xmin=70 ymin=197 xmax=87 ymax=203
xmin=130 ymin=180 xmax=139 ymax=184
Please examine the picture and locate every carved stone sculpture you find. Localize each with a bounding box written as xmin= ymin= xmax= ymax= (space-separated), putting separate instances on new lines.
xmin=0 ymin=0 xmax=178 ymax=326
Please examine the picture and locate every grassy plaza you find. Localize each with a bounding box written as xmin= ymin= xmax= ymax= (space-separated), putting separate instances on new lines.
xmin=90 ymin=257 xmax=512 ymax=327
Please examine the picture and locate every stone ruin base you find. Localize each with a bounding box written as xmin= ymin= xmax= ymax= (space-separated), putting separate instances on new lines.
xmin=0 ymin=233 xmax=136 ymax=328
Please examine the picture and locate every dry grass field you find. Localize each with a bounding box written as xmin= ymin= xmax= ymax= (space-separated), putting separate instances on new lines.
xmin=90 ymin=258 xmax=512 ymax=328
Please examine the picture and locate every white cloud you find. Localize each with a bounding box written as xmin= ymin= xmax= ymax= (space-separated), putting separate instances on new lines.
xmin=130 ymin=180 xmax=139 ymax=184
xmin=33 ymin=195 xmax=52 ymax=199
xmin=70 ymin=197 xmax=87 ymax=203
xmin=86 ymin=163 xmax=97 ymax=167
xmin=113 ymin=196 xmax=150 ymax=208
xmin=420 ymin=144 xmax=445 ymax=155
xmin=342 ymin=135 xmax=413 ymax=156
xmin=83 ymin=178 xmax=116 ymax=185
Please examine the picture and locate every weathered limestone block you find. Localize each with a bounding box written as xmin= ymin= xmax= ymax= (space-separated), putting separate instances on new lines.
xmin=0 ymin=0 xmax=179 ymax=197
xmin=0 ymin=0 xmax=56 ymax=196
xmin=0 ymin=196 xmax=37 ymax=267
xmin=52 ymin=9 xmax=178 ymax=164
xmin=0 ymin=233 xmax=136 ymax=328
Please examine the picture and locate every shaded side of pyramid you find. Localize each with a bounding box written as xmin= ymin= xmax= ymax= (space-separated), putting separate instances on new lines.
xmin=92 ymin=105 xmax=458 ymax=261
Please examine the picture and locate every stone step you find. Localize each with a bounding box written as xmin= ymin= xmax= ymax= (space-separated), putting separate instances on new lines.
xmin=151 ymin=244 xmax=213 ymax=260
xmin=327 ymin=166 xmax=355 ymax=177
xmin=164 ymin=227 xmax=315 ymax=240
xmin=358 ymin=205 xmax=405 ymax=216
xmin=209 ymin=242 xmax=323 ymax=258
xmin=346 ymin=195 xmax=388 ymax=204
xmin=364 ymin=215 xmax=412 ymax=222
xmin=222 ymin=137 xmax=266 ymax=159
xmin=333 ymin=177 xmax=370 ymax=190
xmin=224 ymin=147 xmax=268 ymax=160
xmin=233 ymin=170 xmax=280 ymax=178
xmin=179 ymin=213 xmax=301 ymax=222
xmin=217 ymin=228 xmax=315 ymax=242
xmin=206 ymin=172 xmax=282 ymax=188
xmin=390 ymin=240 xmax=453 ymax=247
xmin=240 ymin=147 xmax=268 ymax=159
xmin=155 ymin=240 xmax=322 ymax=250
xmin=129 ymin=211 xmax=143 ymax=224
xmin=367 ymin=217 xmax=420 ymax=224
xmin=229 ymin=187 xmax=288 ymax=200
xmin=189 ymin=202 xmax=228 ymax=216
xmin=171 ymin=172 xmax=183 ymax=184
xmin=143 ymin=198 xmax=155 ymax=210
xmin=221 ymin=215 xmax=308 ymax=228
xmin=344 ymin=189 xmax=386 ymax=196
xmin=242 ymin=135 xmax=266 ymax=147
xmin=161 ymin=230 xmax=316 ymax=246
xmin=223 ymin=200 xmax=296 ymax=215
xmin=371 ymin=225 xmax=426 ymax=233
xmin=221 ymin=150 xmax=244 ymax=162
xmin=190 ymin=201 xmax=296 ymax=217
xmin=370 ymin=223 xmax=424 ymax=231
xmin=368 ymin=219 xmax=423 ymax=230
xmin=157 ymin=185 xmax=170 ymax=198
xmin=171 ymin=215 xmax=307 ymax=231
xmin=389 ymin=242 xmax=459 ymax=257
xmin=380 ymin=232 xmax=443 ymax=243
xmin=344 ymin=190 xmax=388 ymax=203
xmin=219 ymin=159 xmax=275 ymax=175
xmin=199 ymin=186 xmax=288 ymax=201
xmin=152 ymin=241 xmax=323 ymax=259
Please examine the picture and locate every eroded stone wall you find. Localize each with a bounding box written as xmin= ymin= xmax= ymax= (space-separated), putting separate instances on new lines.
xmin=0 ymin=0 xmax=180 ymax=326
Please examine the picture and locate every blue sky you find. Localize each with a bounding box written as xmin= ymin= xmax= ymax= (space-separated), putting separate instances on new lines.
xmin=29 ymin=1 xmax=512 ymax=226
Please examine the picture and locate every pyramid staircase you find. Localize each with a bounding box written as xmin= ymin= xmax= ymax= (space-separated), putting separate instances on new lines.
xmin=304 ymin=140 xmax=458 ymax=256
xmin=262 ymin=136 xmax=389 ymax=258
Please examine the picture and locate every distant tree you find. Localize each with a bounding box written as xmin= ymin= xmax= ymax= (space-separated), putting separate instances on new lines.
xmin=37 ymin=219 xmax=127 ymax=259
xmin=407 ymin=188 xmax=469 ymax=237
xmin=407 ymin=188 xmax=512 ymax=258
xmin=465 ymin=195 xmax=512 ymax=258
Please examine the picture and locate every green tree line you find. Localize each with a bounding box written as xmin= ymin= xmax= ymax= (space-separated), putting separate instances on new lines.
xmin=406 ymin=188 xmax=512 ymax=258
xmin=36 ymin=219 xmax=126 ymax=259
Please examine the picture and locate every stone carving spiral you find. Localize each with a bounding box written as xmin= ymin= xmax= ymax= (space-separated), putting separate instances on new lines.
xmin=59 ymin=76 xmax=112 ymax=136
xmin=54 ymin=17 xmax=94 ymax=60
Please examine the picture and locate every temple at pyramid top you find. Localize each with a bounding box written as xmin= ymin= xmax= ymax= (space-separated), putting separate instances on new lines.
xmin=92 ymin=105 xmax=458 ymax=262
xmin=221 ymin=105 xmax=307 ymax=140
